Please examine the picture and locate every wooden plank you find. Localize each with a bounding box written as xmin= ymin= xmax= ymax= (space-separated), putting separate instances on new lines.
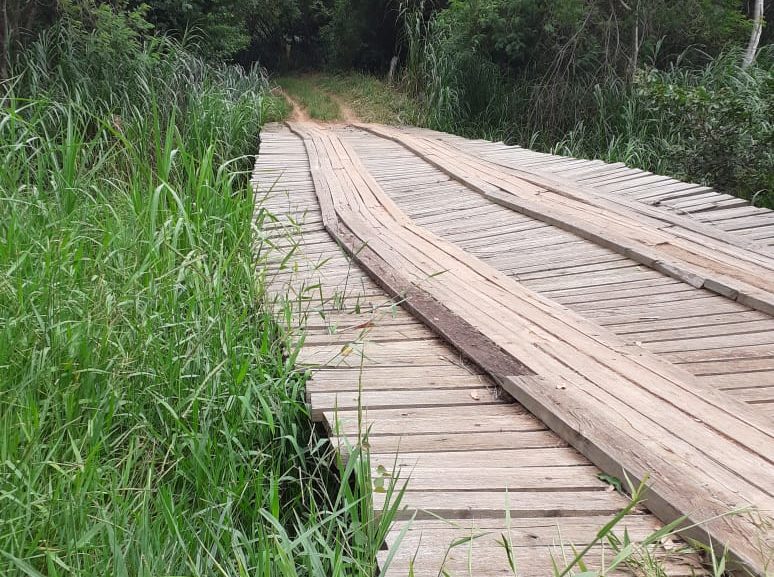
xmin=502 ymin=374 xmax=772 ymax=574
xmin=308 ymin=364 xmax=483 ymax=380
xmin=358 ymin=123 xmax=774 ymax=314
xmin=288 ymin=123 xmax=774 ymax=574
xmin=374 ymin=489 xmax=631 ymax=520
xmin=647 ymin=332 xmax=774 ymax=354
xmin=333 ymin=430 xmax=565 ymax=454
xmin=371 ymin=448 xmax=588 ymax=470
xmin=323 ymin=407 xmax=546 ymax=437
xmin=732 ymin=388 xmax=774 ymax=403
xmin=610 ymin=312 xmax=769 ymax=334
xmin=379 ymin=465 xmax=606 ymax=491
xmin=385 ymin=515 xmax=663 ymax=547
xmin=310 ymin=124 xmax=774 ymax=447
xmin=379 ymin=538 xmax=704 ymax=577
xmin=309 ymin=388 xmax=501 ymax=419
xmin=306 ymin=373 xmax=491 ymax=394
xmin=702 ymin=372 xmax=774 ymax=389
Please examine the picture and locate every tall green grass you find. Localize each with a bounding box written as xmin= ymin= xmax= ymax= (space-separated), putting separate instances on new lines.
xmin=550 ymin=50 xmax=774 ymax=205
xmin=0 ymin=20 xmax=395 ymax=577
xmin=402 ymin=8 xmax=773 ymax=204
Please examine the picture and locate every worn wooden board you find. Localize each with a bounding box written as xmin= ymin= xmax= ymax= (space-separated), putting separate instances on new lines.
xmin=286 ymin=123 xmax=773 ymax=573
xmin=344 ymin=126 xmax=774 ymax=412
xmin=358 ymin=123 xmax=774 ymax=315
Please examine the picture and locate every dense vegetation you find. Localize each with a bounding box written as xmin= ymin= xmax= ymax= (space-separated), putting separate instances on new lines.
xmin=254 ymin=0 xmax=773 ymax=202
xmin=1 ymin=1 xmax=772 ymax=575
xmin=0 ymin=6 xmax=398 ymax=577
xmin=9 ymin=0 xmax=756 ymax=202
xmin=400 ymin=1 xmax=773 ymax=204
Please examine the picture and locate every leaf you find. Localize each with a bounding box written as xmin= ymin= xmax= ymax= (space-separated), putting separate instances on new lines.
xmin=597 ymin=473 xmax=623 ymax=493
xmin=0 ymin=552 xmax=47 ymax=577
xmin=607 ymin=543 xmax=635 ymax=571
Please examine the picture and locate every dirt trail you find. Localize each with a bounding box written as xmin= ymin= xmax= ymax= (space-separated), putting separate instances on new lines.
xmin=327 ymin=92 xmax=360 ymax=123
xmin=275 ymin=87 xmax=310 ymax=122
xmin=277 ymin=79 xmax=361 ymax=124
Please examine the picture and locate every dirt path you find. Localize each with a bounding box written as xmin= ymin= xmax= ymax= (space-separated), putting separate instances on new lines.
xmin=274 ymin=87 xmax=310 ymax=122
xmin=277 ymin=77 xmax=361 ymax=124
xmin=326 ymin=91 xmax=360 ymax=123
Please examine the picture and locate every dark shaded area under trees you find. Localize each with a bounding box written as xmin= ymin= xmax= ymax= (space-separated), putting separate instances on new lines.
xmin=3 ymin=1 xmax=771 ymax=74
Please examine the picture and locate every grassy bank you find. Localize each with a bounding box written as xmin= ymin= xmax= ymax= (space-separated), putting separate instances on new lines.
xmin=315 ymin=73 xmax=421 ymax=125
xmin=274 ymin=73 xmax=420 ymax=124
xmin=0 ymin=18 xmax=396 ymax=577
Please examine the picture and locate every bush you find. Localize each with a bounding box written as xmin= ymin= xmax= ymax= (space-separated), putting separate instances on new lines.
xmin=402 ymin=2 xmax=772 ymax=203
xmin=635 ymin=51 xmax=773 ymax=203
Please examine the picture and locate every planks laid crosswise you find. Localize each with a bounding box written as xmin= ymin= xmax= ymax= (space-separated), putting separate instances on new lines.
xmin=253 ymin=122 xmax=774 ymax=576
xmin=341 ymin=126 xmax=774 ymax=413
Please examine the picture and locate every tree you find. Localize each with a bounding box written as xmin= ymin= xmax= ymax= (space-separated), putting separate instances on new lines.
xmin=136 ymin=0 xmax=262 ymax=60
xmin=0 ymin=0 xmax=56 ymax=79
xmin=743 ymin=0 xmax=764 ymax=67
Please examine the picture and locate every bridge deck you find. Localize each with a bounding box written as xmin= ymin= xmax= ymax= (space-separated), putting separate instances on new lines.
xmin=253 ymin=122 xmax=774 ymax=576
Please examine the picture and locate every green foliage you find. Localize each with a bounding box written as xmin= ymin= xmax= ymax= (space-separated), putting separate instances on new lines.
xmin=401 ymin=1 xmax=772 ymax=201
xmin=136 ymin=0 xmax=257 ymax=60
xmin=317 ymin=72 xmax=421 ymax=124
xmin=262 ymin=93 xmax=294 ymax=122
xmin=0 ymin=0 xmax=57 ymax=79
xmin=320 ymin=0 xmax=399 ymax=70
xmin=42 ymin=0 xmax=156 ymax=96
xmin=279 ymin=74 xmax=342 ymax=120
xmin=549 ymin=49 xmax=773 ymax=205
xmin=1 ymin=17 xmax=400 ymax=577
xmin=636 ymin=51 xmax=773 ymax=203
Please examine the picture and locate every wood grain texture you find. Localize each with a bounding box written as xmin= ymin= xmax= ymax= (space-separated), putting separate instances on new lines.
xmin=358 ymin=123 xmax=774 ymax=315
xmin=285 ymin=122 xmax=772 ymax=574
xmin=255 ymin=124 xmax=774 ymax=576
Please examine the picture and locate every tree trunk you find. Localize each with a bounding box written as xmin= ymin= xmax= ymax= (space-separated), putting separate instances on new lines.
xmin=743 ymin=0 xmax=764 ymax=68
xmin=1 ymin=0 xmax=10 ymax=81
xmin=630 ymin=3 xmax=639 ymax=78
xmin=387 ymin=55 xmax=398 ymax=85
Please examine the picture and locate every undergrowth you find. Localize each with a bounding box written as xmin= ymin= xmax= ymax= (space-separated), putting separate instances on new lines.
xmin=401 ymin=6 xmax=773 ymax=205
xmin=317 ymin=73 xmax=421 ymax=125
xmin=0 ymin=14 xmax=395 ymax=577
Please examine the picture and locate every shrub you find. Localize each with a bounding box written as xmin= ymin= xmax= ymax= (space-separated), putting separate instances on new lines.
xmin=635 ymin=50 xmax=773 ymax=203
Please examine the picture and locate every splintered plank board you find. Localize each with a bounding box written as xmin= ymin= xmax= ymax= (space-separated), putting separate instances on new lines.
xmin=400 ymin=125 xmax=774 ymax=248
xmin=253 ymin=125 xmax=708 ymax=577
xmin=286 ymin=122 xmax=773 ymax=574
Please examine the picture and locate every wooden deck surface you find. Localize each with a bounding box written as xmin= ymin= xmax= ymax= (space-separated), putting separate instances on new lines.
xmin=253 ymin=122 xmax=774 ymax=576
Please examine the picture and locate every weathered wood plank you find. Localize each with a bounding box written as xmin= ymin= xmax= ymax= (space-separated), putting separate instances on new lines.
xmin=287 ymin=123 xmax=773 ymax=573
xmin=358 ymin=123 xmax=774 ymax=314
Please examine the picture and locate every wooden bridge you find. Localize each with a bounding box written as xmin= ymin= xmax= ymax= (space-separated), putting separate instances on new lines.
xmin=253 ymin=121 xmax=774 ymax=576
